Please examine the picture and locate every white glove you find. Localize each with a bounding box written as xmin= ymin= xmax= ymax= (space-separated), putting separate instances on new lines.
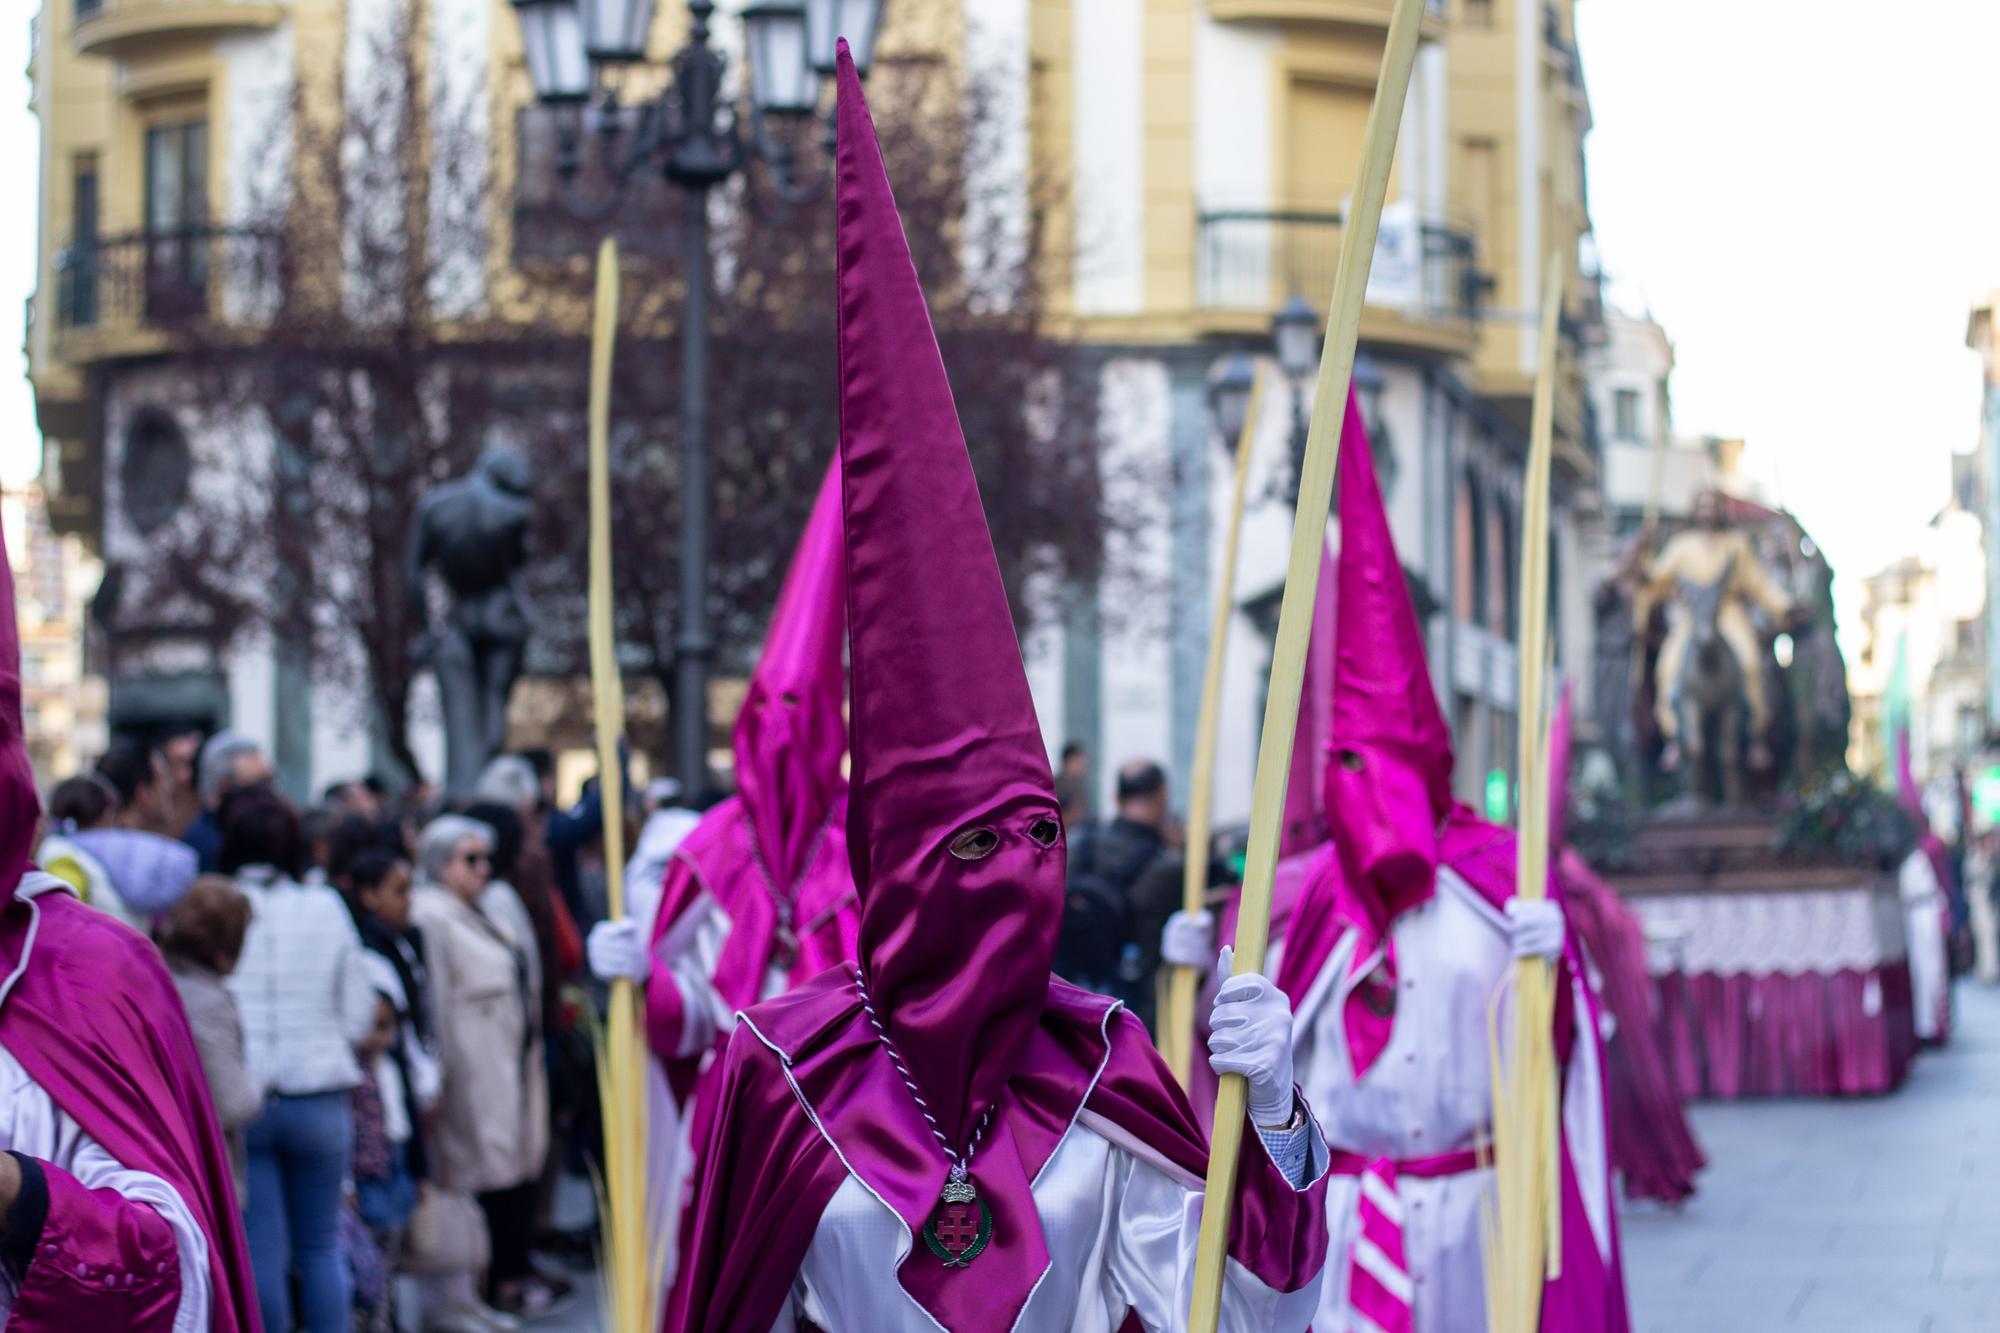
xmin=1160 ymin=909 xmax=1216 ymax=969
xmin=587 ymin=916 xmax=653 ymax=983
xmin=1505 ymin=897 xmax=1565 ymax=961
xmin=1206 ymin=945 xmax=1297 ymax=1127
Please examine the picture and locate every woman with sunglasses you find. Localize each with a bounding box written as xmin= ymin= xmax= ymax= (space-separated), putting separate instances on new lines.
xmin=411 ymin=814 xmax=554 ymax=1329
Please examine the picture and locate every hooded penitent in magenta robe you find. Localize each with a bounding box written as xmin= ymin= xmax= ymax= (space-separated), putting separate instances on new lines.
xmin=0 ymin=506 xmax=258 ymax=1331
xmin=1546 ymin=690 xmax=1704 ymax=1205
xmin=665 ymin=42 xmax=1330 ymax=1333
xmin=642 ymin=459 xmax=858 ymax=1085
xmin=636 ymin=459 xmax=860 ymax=1296
xmin=1188 ymin=541 xmax=1337 ymax=1129
xmin=1896 ymin=729 xmax=1953 ymax=1044
xmin=1270 ymin=390 xmax=1629 ymax=1333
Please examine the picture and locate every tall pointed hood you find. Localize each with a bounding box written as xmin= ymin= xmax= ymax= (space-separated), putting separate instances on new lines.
xmin=835 ymin=43 xmax=1065 ymax=1146
xmin=1896 ymin=726 xmax=1925 ymax=823
xmin=1280 ymin=543 xmax=1338 ymax=859
xmin=732 ymin=460 xmax=847 ymax=888
xmin=1321 ymin=386 xmax=1453 ymax=915
xmin=0 ymin=513 xmax=39 ymax=893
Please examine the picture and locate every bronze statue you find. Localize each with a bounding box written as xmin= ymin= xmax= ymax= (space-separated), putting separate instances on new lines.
xmin=1631 ymin=492 xmax=1800 ymax=805
xmin=407 ymin=444 xmax=536 ymax=796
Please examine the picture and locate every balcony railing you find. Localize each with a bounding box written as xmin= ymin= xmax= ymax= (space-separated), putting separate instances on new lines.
xmin=72 ymin=1 xmax=283 ymax=59
xmin=1196 ymin=207 xmax=1485 ymax=325
xmin=55 ymin=226 xmax=283 ymax=348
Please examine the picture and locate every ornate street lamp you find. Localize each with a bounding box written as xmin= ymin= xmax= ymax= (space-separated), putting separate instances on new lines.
xmin=513 ymin=0 xmax=592 ymax=104
xmin=1271 ymin=292 xmax=1319 ymax=504
xmin=1272 ymin=293 xmax=1319 ymax=381
xmin=511 ymin=0 xmax=885 ymax=798
xmin=805 ymin=0 xmax=885 ymax=76
xmin=1208 ymin=354 xmax=1256 ymax=449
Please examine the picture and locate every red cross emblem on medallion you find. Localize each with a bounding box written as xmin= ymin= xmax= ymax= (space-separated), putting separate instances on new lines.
xmin=922 ymin=1196 xmax=993 ymax=1268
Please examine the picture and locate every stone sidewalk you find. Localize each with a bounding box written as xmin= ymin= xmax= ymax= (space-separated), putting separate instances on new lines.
xmin=1620 ymin=981 xmax=2000 ymax=1332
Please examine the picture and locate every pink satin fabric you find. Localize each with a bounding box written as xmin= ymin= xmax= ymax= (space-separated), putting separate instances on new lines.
xmin=1652 ymin=963 xmax=1916 ymax=1099
xmin=668 ymin=972 xmax=1330 ymax=1332
xmin=1559 ymin=851 xmax=1705 ymax=1205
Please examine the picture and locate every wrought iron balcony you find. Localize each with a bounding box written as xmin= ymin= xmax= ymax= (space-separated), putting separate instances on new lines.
xmin=54 ymin=226 xmax=283 ymax=353
xmin=72 ymin=0 xmax=283 ymax=60
xmin=1206 ymin=0 xmax=1447 ymax=26
xmin=1195 ymin=207 xmax=1485 ymax=326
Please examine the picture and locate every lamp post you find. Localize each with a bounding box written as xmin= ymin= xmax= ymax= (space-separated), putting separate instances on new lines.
xmin=1271 ymin=293 xmax=1319 ymax=504
xmin=1208 ymin=354 xmax=1256 ymax=452
xmin=510 ymin=0 xmax=885 ymax=797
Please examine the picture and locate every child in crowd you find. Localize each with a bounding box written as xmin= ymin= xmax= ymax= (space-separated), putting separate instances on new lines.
xmin=352 ymin=965 xmax=418 ymax=1254
xmin=158 ymin=875 xmax=265 ymax=1205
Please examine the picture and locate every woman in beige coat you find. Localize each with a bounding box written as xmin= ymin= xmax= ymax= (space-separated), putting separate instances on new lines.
xmin=410 ymin=815 xmax=555 ymax=1323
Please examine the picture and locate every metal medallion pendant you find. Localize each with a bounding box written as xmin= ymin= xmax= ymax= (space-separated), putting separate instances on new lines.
xmin=921 ymin=1169 xmax=993 ymax=1268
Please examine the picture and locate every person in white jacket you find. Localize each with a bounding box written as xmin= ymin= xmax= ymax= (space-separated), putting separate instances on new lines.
xmin=221 ymin=788 xmax=375 ymax=1333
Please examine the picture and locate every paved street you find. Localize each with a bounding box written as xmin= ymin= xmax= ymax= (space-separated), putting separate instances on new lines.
xmin=538 ymin=986 xmax=2000 ymax=1332
xmin=1621 ymin=981 xmax=2000 ymax=1332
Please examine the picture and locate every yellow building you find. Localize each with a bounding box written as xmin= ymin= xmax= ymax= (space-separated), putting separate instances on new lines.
xmin=1017 ymin=0 xmax=1600 ymax=820
xmin=27 ymin=0 xmax=1602 ymax=812
xmin=3 ymin=489 xmax=106 ymax=786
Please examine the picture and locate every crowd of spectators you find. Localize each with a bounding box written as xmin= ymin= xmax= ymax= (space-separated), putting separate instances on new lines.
xmin=30 ymin=729 xmax=639 ymax=1332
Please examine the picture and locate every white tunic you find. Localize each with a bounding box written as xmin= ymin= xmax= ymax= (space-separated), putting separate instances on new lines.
xmin=1900 ymin=849 xmax=1949 ymax=1042
xmin=1288 ymin=869 xmax=1611 ymax=1333
xmin=769 ymin=1114 xmax=1323 ymax=1333
xmin=0 ymin=1043 xmax=210 ymax=1332
xmin=644 ymin=891 xmax=788 ymax=1306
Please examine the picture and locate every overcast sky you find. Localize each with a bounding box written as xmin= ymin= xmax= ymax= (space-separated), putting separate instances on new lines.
xmin=1578 ymin=0 xmax=2000 ymax=610
xmin=1 ymin=15 xmax=38 ymax=489
xmin=3 ymin=4 xmax=1997 ymax=600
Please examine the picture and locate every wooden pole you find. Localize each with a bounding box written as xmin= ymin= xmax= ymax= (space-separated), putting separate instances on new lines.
xmin=1187 ymin=0 xmax=1428 ymax=1324
xmin=1485 ymin=259 xmax=1566 ymax=1333
xmin=1160 ymin=363 xmax=1269 ymax=1085
xmin=587 ymin=237 xmax=650 ymax=1332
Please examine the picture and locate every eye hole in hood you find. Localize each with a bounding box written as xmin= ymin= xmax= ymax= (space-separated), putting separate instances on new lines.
xmin=948 ymin=827 xmax=1000 ymax=861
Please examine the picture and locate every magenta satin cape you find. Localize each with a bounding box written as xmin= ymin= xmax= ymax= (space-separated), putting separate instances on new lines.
xmin=1275 ymin=817 xmax=1630 ymax=1332
xmin=1548 ymin=689 xmax=1703 ymax=1203
xmin=642 ymin=448 xmax=857 ymax=1084
xmin=645 ymin=795 xmax=860 ymax=1088
xmin=832 ymin=39 xmax=1065 ymax=1156
xmin=0 ymin=888 xmax=260 ymax=1331
xmin=663 ymin=974 xmax=1328 ymax=1333
xmin=1558 ymin=849 xmax=1705 ymax=1204
xmin=666 ymin=40 xmax=1331 ymax=1333
xmin=733 ymin=460 xmax=849 ymax=892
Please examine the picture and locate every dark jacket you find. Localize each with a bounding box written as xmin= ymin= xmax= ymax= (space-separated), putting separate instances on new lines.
xmin=1066 ymin=816 xmax=1181 ymax=1030
xmin=357 ymin=915 xmax=433 ymax=1182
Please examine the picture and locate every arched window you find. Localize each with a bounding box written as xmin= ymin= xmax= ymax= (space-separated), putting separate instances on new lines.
xmin=1457 ymin=466 xmax=1488 ymax=626
xmin=1548 ymin=531 xmax=1564 ymax=663
xmin=1492 ymin=498 xmax=1515 ymax=639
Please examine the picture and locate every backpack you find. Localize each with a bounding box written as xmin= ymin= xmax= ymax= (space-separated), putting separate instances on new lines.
xmin=1053 ymin=826 xmax=1151 ymax=998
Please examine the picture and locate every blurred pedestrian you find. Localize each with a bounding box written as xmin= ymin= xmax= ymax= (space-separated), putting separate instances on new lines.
xmin=159 ymin=875 xmax=264 ymax=1204
xmin=624 ymin=777 xmax=700 ymax=936
xmin=96 ymin=735 xmax=172 ymax=833
xmin=324 ymin=778 xmax=386 ymax=822
xmin=1054 ymin=739 xmax=1092 ymax=831
xmin=41 ymin=769 xmax=200 ymax=929
xmin=186 ymin=732 xmax=275 ymax=872
xmin=38 ymin=773 xmax=122 ymax=914
xmin=410 ymin=815 xmax=557 ymax=1321
xmin=350 ymin=957 xmax=419 ymax=1267
xmin=1967 ymin=829 xmax=1999 ymax=985
xmin=224 ymin=788 xmax=375 ymax=1333
xmin=1056 ymin=759 xmax=1181 ymax=1028
xmin=161 ymin=724 xmax=205 ymax=833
